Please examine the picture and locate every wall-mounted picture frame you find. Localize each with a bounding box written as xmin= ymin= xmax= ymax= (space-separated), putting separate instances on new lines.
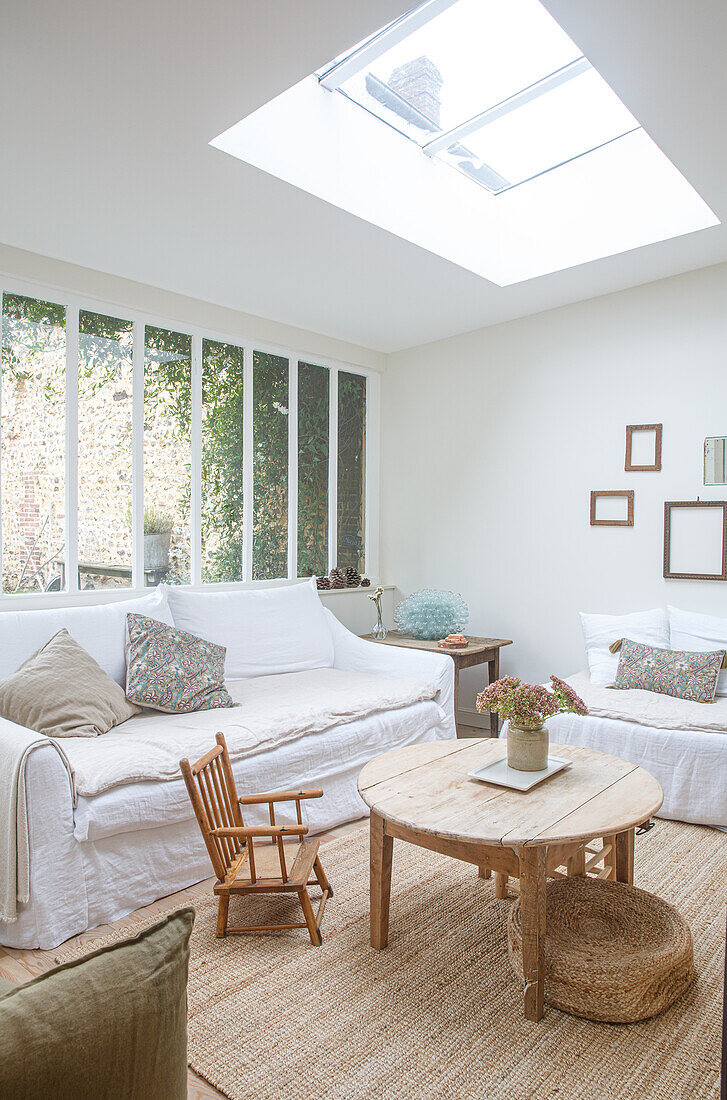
xmin=590 ymin=490 xmax=635 ymax=527
xmin=625 ymin=423 xmax=663 ymax=471
xmin=663 ymin=500 xmax=727 ymax=580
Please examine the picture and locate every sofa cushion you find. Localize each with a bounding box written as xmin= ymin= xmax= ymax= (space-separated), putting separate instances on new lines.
xmin=125 ymin=614 xmax=234 ymax=713
xmin=0 ymin=628 xmax=141 ymax=737
xmin=0 ymin=907 xmax=192 ymax=1100
xmin=579 ymin=608 xmax=669 ymax=685
xmin=614 ymin=638 xmax=724 ymax=703
xmin=165 ymin=577 xmax=334 ymax=678
xmin=0 ymin=587 xmax=173 ymax=686
xmin=60 ymin=668 xmax=439 ymax=798
xmin=669 ymin=606 xmax=727 ymax=697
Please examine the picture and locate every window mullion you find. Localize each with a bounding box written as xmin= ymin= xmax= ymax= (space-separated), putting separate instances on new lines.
xmin=131 ymin=320 xmax=144 ymax=588
xmin=190 ymin=334 xmax=202 ymax=586
xmin=327 ymin=366 xmax=338 ymax=574
xmin=287 ymin=358 xmax=298 ymax=579
xmin=364 ymin=370 xmax=380 ymax=580
xmin=0 ymin=292 xmax=3 ymax=592
xmin=242 ymin=344 xmax=254 ymax=582
xmin=64 ymin=303 xmax=80 ymax=595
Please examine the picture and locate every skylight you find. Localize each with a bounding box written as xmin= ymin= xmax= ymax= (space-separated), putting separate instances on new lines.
xmin=317 ymin=0 xmax=630 ymax=194
xmin=211 ymin=0 xmax=719 ymax=284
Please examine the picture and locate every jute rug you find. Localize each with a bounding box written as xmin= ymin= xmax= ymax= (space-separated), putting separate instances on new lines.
xmin=59 ymin=819 xmax=725 ymax=1099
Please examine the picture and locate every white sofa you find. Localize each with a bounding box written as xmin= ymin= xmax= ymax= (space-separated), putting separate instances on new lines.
xmin=0 ymin=582 xmax=455 ymax=949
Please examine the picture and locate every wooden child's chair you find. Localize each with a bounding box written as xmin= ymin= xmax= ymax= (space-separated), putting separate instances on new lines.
xmin=180 ymin=733 xmax=332 ymax=945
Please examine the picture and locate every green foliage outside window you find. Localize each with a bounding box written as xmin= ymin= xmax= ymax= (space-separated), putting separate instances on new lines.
xmin=201 ymin=339 xmax=244 ymax=582
xmin=252 ymin=351 xmax=288 ymax=580
xmin=298 ymin=362 xmax=329 ymax=576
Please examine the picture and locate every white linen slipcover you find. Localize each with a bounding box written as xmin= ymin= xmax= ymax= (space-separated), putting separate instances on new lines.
xmin=0 ymin=609 xmax=455 ymax=949
xmin=62 ymin=667 xmax=439 ymax=798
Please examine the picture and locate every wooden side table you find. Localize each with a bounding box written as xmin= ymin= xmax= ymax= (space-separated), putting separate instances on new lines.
xmin=360 ymin=631 xmax=512 ymax=737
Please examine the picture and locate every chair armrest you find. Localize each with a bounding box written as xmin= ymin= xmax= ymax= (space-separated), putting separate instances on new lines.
xmin=238 ymin=789 xmax=323 ymax=805
xmin=211 ymin=825 xmax=308 ymax=838
xmin=322 ymin=608 xmax=456 ymax=736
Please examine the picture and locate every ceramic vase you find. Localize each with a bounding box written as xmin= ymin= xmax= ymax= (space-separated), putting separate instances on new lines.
xmin=507 ymin=721 xmax=549 ymax=771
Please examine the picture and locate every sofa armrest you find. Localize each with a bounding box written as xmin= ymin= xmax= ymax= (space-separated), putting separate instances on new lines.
xmin=323 ymin=609 xmax=456 ymax=736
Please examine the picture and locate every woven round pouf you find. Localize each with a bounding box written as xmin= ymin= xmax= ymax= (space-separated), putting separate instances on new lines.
xmin=507 ymin=876 xmax=694 ymax=1022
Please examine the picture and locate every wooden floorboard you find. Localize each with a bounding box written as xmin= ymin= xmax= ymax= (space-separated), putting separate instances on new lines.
xmin=0 ymin=817 xmax=365 ymax=1098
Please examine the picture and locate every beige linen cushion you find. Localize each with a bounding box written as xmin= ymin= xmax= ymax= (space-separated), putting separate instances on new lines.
xmin=0 ymin=628 xmax=140 ymax=737
xmin=0 ymin=907 xmax=193 ymax=1100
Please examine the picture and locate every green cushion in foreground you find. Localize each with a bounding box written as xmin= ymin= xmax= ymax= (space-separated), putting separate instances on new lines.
xmin=0 ymin=907 xmax=194 ymax=1100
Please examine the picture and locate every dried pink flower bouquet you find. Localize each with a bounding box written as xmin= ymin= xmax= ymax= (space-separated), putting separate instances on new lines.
xmin=476 ymin=674 xmax=588 ymax=730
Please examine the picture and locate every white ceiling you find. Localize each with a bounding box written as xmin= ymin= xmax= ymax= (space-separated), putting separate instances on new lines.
xmin=1 ymin=0 xmax=726 ymax=353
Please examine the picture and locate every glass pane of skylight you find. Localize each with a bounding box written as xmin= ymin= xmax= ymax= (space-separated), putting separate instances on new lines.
xmin=438 ymin=66 xmax=638 ymax=192
xmin=335 ymin=0 xmax=581 ymax=145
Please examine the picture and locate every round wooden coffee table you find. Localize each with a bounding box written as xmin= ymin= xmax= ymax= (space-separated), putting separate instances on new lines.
xmin=358 ymin=738 xmax=663 ymax=1021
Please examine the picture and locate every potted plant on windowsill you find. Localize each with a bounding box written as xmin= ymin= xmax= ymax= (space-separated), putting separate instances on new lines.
xmin=476 ymin=675 xmax=588 ymax=772
xmin=143 ymin=506 xmax=174 ymax=572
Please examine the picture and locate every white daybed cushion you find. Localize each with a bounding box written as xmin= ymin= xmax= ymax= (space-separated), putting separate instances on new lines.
xmin=566 ymin=669 xmax=727 ymax=732
xmin=0 ymin=588 xmax=173 ymax=686
xmin=165 ymin=578 xmax=334 ymax=678
xmin=60 ymin=668 xmax=438 ymax=798
xmin=668 ymin=605 xmax=727 ymax=697
xmin=73 ymin=697 xmax=444 ymax=842
xmin=544 ymin=707 xmax=727 ymax=830
xmin=579 ymin=608 xmax=669 ymax=685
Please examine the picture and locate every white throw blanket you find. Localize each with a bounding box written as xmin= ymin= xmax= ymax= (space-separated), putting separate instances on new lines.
xmin=0 ymin=720 xmax=73 ymax=922
xmin=62 ymin=667 xmax=439 ymax=798
xmin=568 ymin=671 xmax=727 ymax=733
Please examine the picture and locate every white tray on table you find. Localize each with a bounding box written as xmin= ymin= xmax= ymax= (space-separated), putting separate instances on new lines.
xmin=468 ymin=755 xmax=572 ymax=791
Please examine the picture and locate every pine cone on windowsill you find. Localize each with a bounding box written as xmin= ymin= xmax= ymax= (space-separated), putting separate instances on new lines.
xmin=316 ymin=575 xmax=331 ymax=590
xmin=345 ymin=567 xmax=361 ymax=588
xmin=329 ymin=567 xmax=346 ymax=589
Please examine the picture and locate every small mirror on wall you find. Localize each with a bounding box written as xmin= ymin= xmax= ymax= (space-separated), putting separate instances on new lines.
xmin=704 ymin=437 xmax=727 ymax=485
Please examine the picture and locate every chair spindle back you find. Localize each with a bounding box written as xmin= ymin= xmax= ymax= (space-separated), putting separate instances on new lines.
xmin=181 ymin=733 xmax=244 ymax=881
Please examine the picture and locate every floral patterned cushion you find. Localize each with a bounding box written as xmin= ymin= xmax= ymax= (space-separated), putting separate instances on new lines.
xmin=125 ymin=614 xmax=234 ymax=713
xmin=614 ymin=638 xmax=725 ymax=703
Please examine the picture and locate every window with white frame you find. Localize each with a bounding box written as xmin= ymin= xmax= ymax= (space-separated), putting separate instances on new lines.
xmin=0 ymin=288 xmax=372 ymax=596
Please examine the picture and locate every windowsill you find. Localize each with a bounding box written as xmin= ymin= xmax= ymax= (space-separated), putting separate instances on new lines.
xmin=318 ymin=583 xmax=394 ymax=596
xmin=0 ymin=580 xmax=394 ymax=612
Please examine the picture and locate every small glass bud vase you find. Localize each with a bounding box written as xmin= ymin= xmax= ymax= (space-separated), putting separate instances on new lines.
xmin=507 ymin=722 xmax=549 ymax=771
xmin=371 ymin=603 xmax=387 ymax=641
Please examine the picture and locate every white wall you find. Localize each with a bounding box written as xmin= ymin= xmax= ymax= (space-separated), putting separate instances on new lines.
xmin=0 ymin=243 xmax=386 ymax=373
xmin=381 ymin=262 xmax=727 ymax=718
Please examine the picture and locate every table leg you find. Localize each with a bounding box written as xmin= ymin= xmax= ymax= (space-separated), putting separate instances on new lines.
xmin=494 ymin=872 xmax=509 ymax=898
xmin=518 ymin=846 xmax=547 ymax=1021
xmin=453 ymin=666 xmax=462 ymax=737
xmin=487 ymin=653 xmax=500 ymax=737
xmin=370 ymin=811 xmax=393 ymax=950
xmin=614 ymin=828 xmax=635 ymax=885
xmin=566 ymin=845 xmax=586 ymax=877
